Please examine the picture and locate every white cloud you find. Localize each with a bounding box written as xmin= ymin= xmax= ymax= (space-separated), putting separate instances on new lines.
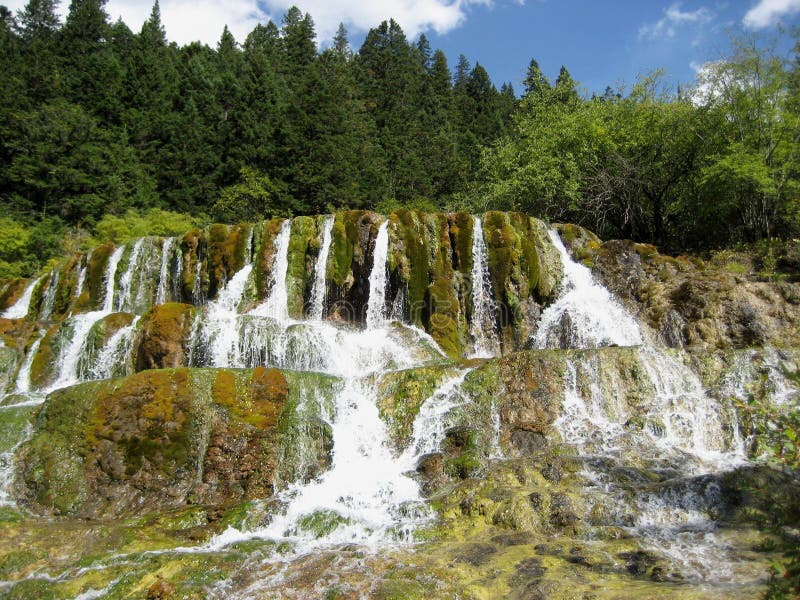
xmin=638 ymin=2 xmax=713 ymax=40
xmin=5 ymin=0 xmax=495 ymax=46
xmin=743 ymin=0 xmax=800 ymax=29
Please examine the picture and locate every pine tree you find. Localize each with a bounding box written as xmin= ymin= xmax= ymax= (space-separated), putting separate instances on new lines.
xmin=16 ymin=0 xmax=59 ymax=41
xmin=523 ymin=58 xmax=549 ymax=97
xmin=554 ymin=65 xmax=579 ymax=103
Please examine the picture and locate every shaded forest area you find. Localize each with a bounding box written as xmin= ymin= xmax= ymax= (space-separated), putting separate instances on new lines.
xmin=0 ymin=1 xmax=799 ymax=277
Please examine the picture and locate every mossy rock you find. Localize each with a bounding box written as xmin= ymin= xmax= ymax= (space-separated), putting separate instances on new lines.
xmin=85 ymin=243 xmax=116 ymax=310
xmin=28 ymin=322 xmax=61 ymax=389
xmin=255 ymin=218 xmax=288 ymax=301
xmin=15 ymin=367 xmax=309 ymax=517
xmin=0 ymin=279 xmax=29 ymax=314
xmin=206 ymin=223 xmax=251 ymax=300
xmin=135 ymin=303 xmax=195 ymax=371
xmin=180 ymin=228 xmax=208 ymax=304
xmin=286 ymin=216 xmax=318 ymax=318
xmin=377 ymin=364 xmax=457 ymax=450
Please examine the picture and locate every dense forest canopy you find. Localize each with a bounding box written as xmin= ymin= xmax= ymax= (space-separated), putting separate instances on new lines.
xmin=0 ymin=0 xmax=799 ymax=277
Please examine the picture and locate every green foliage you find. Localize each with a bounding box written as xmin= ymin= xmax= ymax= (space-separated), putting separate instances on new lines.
xmin=737 ymin=393 xmax=800 ymax=598
xmin=212 ymin=167 xmax=282 ymax=222
xmin=92 ymin=208 xmax=205 ymax=244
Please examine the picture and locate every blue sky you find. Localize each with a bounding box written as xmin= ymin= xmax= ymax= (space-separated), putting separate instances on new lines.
xmin=5 ymin=0 xmax=800 ymax=95
xmin=419 ymin=1 xmax=800 ymax=95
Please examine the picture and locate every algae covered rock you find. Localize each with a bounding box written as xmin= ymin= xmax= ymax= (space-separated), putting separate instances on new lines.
xmin=135 ymin=302 xmax=196 ymax=371
xmin=16 ymin=367 xmax=334 ymax=517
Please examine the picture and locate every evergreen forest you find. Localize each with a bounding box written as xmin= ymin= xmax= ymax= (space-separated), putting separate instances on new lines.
xmin=0 ymin=0 xmax=799 ymax=277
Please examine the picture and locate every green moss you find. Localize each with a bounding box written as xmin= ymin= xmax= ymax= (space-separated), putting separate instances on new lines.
xmin=28 ymin=322 xmax=60 ymax=388
xmin=388 ymin=210 xmax=430 ymax=324
xmin=296 ymin=509 xmax=350 ymax=538
xmin=255 ymin=219 xmax=286 ymax=299
xmin=85 ymin=243 xmax=115 ymax=310
xmin=378 ymin=365 xmax=455 ymax=448
xmin=286 ymin=216 xmax=317 ymax=318
xmin=448 ymin=212 xmax=474 ymax=276
xmin=329 ymin=211 xmax=367 ymax=287
xmin=180 ymin=228 xmax=208 ymax=302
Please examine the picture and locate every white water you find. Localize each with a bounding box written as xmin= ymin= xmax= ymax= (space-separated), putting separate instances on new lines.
xmin=203 ymin=265 xmax=254 ymax=367
xmin=69 ymin=252 xmax=90 ymax=315
xmin=44 ymin=247 xmax=125 ymax=391
xmin=468 ymin=216 xmax=501 ymax=358
xmin=155 ymin=238 xmax=176 ymax=305
xmin=400 ymin=371 xmax=471 ymax=462
xmin=308 ymin=217 xmax=333 ymax=320
xmin=533 ymin=229 xmax=643 ymax=349
xmin=1 ymin=276 xmax=42 ymax=319
xmin=250 ymin=220 xmax=291 ymax=321
xmin=365 ymin=221 xmax=389 ymax=329
xmin=90 ymin=316 xmax=140 ymax=380
xmin=14 ymin=332 xmax=45 ymax=394
xmin=38 ymin=271 xmax=60 ymax=321
xmin=103 ymin=247 xmax=125 ymax=313
xmin=115 ymin=239 xmax=144 ymax=313
xmin=540 ymin=228 xmax=752 ymax=583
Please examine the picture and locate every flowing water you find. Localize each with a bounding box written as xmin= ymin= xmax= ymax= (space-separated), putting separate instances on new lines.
xmin=468 ymin=216 xmax=501 ymax=358
xmin=0 ymin=220 xmax=796 ymax=597
xmin=1 ymin=276 xmax=42 ymax=319
xmin=308 ymin=216 xmax=333 ymax=320
xmin=38 ymin=271 xmax=60 ymax=322
xmin=365 ymin=221 xmax=389 ymax=328
xmin=537 ymin=228 xmax=754 ymax=584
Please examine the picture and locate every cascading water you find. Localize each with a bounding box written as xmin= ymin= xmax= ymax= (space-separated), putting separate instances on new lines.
xmin=90 ymin=316 xmax=140 ymax=380
xmin=468 ymin=216 xmax=501 ymax=358
xmin=365 ymin=221 xmax=389 ymax=329
xmin=534 ymin=229 xmax=642 ymax=349
xmin=308 ymin=216 xmax=333 ymax=320
xmin=44 ymin=246 xmax=125 ymax=391
xmin=250 ymin=220 xmax=291 ymax=321
xmin=540 ymin=228 xmax=751 ymax=583
xmin=155 ymin=237 xmax=176 ymax=305
xmin=38 ymin=271 xmax=60 ymax=322
xmin=14 ymin=332 xmax=44 ymax=395
xmin=1 ymin=276 xmax=42 ymax=319
xmin=115 ymin=239 xmax=144 ymax=313
xmin=196 ymin=218 xmax=468 ymax=554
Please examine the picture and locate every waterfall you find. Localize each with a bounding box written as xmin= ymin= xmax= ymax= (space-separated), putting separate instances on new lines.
xmin=468 ymin=216 xmax=500 ymax=358
xmin=103 ymin=247 xmax=125 ymax=313
xmin=539 ymin=227 xmax=750 ymax=583
xmin=533 ymin=229 xmax=642 ymax=349
xmin=1 ymin=276 xmax=42 ymax=319
xmin=400 ymin=371 xmax=471 ymax=462
xmin=44 ymin=246 xmax=125 ymax=391
xmin=203 ymin=265 xmax=253 ymax=368
xmin=73 ymin=253 xmax=89 ymax=302
xmin=365 ymin=221 xmax=389 ymax=329
xmin=90 ymin=316 xmax=140 ymax=380
xmin=308 ymin=216 xmax=333 ymax=320
xmin=212 ymin=355 xmax=465 ymax=553
xmin=38 ymin=271 xmax=60 ymax=321
xmin=115 ymin=239 xmax=144 ymax=313
xmin=15 ymin=332 xmax=45 ymax=394
xmin=250 ymin=220 xmax=291 ymax=322
xmin=155 ymin=237 xmax=176 ymax=305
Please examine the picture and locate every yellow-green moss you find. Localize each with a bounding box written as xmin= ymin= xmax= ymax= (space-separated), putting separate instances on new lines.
xmin=86 ymin=243 xmax=115 ymax=309
xmin=255 ymin=219 xmax=286 ymax=300
xmin=286 ymin=216 xmax=317 ymax=318
xmin=180 ymin=228 xmax=207 ymax=302
xmin=330 ymin=211 xmax=368 ymax=287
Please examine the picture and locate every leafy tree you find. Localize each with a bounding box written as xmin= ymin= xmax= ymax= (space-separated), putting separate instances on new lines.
xmin=212 ymin=167 xmax=284 ymax=222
